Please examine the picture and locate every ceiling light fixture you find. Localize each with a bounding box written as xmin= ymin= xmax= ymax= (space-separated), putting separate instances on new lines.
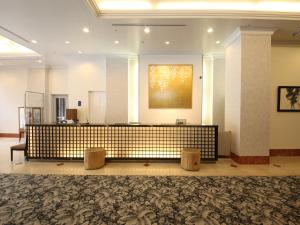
xmin=78 ymin=51 xmax=83 ymax=54
xmin=114 ymin=40 xmax=119 ymax=44
xmin=144 ymin=27 xmax=150 ymax=34
xmin=31 ymin=40 xmax=37 ymax=44
xmin=165 ymin=41 xmax=170 ymax=45
xmin=207 ymin=28 xmax=213 ymax=33
xmin=65 ymin=41 xmax=70 ymax=44
xmin=216 ymin=40 xmax=221 ymax=44
xmin=83 ymin=27 xmax=90 ymax=33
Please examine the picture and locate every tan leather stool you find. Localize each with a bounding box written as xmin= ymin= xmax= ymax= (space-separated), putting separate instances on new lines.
xmin=84 ymin=148 xmax=106 ymax=170
xmin=181 ymin=148 xmax=200 ymax=171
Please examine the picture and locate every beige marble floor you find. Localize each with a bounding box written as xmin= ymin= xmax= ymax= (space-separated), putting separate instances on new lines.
xmin=1 ymin=138 xmax=299 ymax=176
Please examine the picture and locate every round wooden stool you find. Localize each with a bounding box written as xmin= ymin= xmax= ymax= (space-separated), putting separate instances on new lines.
xmin=181 ymin=148 xmax=200 ymax=171
xmin=84 ymin=148 xmax=106 ymax=170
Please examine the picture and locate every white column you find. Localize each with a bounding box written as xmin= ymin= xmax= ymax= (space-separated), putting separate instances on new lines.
xmin=224 ymin=27 xmax=273 ymax=162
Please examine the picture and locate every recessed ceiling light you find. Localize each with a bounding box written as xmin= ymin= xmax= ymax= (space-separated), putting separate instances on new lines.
xmin=83 ymin=27 xmax=90 ymax=33
xmin=216 ymin=40 xmax=221 ymax=44
xmin=37 ymin=60 xmax=42 ymax=63
xmin=207 ymin=28 xmax=213 ymax=33
xmin=78 ymin=51 xmax=83 ymax=54
xmin=144 ymin=27 xmax=150 ymax=34
xmin=165 ymin=41 xmax=170 ymax=45
xmin=65 ymin=41 xmax=70 ymax=44
xmin=31 ymin=40 xmax=37 ymax=44
xmin=114 ymin=40 xmax=119 ymax=44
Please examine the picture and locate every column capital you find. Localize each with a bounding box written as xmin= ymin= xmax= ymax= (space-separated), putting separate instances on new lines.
xmin=223 ymin=26 xmax=276 ymax=48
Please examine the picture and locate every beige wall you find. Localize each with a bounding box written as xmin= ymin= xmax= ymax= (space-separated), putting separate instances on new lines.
xmin=106 ymin=57 xmax=128 ymax=124
xmin=139 ymin=55 xmax=202 ymax=124
xmin=48 ymin=67 xmax=68 ymax=95
xmin=27 ymin=68 xmax=45 ymax=93
xmin=270 ymin=46 xmax=300 ymax=149
xmin=0 ymin=67 xmax=45 ymax=133
xmin=66 ymin=56 xmax=106 ymax=123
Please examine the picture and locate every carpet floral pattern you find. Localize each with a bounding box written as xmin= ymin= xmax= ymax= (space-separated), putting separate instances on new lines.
xmin=0 ymin=174 xmax=299 ymax=225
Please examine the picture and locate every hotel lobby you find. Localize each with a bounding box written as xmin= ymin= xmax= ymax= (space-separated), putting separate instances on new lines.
xmin=0 ymin=0 xmax=300 ymax=224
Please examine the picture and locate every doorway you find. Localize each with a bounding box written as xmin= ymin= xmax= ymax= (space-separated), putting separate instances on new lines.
xmin=52 ymin=95 xmax=68 ymax=123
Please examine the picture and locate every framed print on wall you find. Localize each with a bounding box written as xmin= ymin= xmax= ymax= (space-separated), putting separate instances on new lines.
xmin=149 ymin=64 xmax=193 ymax=108
xmin=277 ymin=86 xmax=300 ymax=112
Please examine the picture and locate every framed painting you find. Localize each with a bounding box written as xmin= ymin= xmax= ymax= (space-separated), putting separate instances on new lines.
xmin=149 ymin=64 xmax=193 ymax=108
xmin=277 ymin=86 xmax=300 ymax=112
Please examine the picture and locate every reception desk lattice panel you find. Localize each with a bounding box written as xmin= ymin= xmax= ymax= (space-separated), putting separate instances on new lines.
xmin=26 ymin=125 xmax=218 ymax=161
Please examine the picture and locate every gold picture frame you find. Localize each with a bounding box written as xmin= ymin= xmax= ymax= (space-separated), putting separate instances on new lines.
xmin=149 ymin=64 xmax=193 ymax=108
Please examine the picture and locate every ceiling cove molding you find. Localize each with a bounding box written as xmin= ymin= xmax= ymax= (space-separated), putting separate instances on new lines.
xmin=98 ymin=11 xmax=300 ymax=20
xmin=87 ymin=0 xmax=101 ymax=16
xmin=271 ymin=41 xmax=300 ymax=46
xmin=86 ymin=1 xmax=300 ymax=20
xmin=202 ymin=53 xmax=225 ymax=60
xmin=0 ymin=56 xmax=41 ymax=61
xmin=222 ymin=28 xmax=241 ymax=48
xmin=223 ymin=27 xmax=275 ymax=47
xmin=212 ymin=53 xmax=225 ymax=59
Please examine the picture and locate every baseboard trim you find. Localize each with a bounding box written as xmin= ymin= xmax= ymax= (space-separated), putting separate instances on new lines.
xmin=0 ymin=133 xmax=19 ymax=138
xmin=230 ymin=152 xmax=270 ymax=164
xmin=218 ymin=155 xmax=230 ymax=158
xmin=270 ymin=149 xmax=300 ymax=157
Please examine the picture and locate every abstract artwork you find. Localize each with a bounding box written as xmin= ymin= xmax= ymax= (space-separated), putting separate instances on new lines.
xmin=277 ymin=86 xmax=300 ymax=112
xmin=149 ymin=64 xmax=193 ymax=108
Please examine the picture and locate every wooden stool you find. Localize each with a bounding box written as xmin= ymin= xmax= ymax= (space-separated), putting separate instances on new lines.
xmin=84 ymin=148 xmax=106 ymax=170
xmin=181 ymin=148 xmax=200 ymax=171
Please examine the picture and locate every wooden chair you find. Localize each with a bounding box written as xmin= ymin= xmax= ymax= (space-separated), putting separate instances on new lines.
xmin=19 ymin=128 xmax=25 ymax=142
xmin=10 ymin=143 xmax=26 ymax=162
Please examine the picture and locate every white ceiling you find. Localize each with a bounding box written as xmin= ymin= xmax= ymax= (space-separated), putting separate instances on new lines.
xmin=0 ymin=0 xmax=300 ymax=66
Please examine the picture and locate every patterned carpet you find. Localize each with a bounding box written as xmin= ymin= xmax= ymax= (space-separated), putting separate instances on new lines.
xmin=0 ymin=174 xmax=299 ymax=225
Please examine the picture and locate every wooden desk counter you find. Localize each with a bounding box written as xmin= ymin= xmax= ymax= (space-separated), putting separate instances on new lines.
xmin=26 ymin=124 xmax=218 ymax=161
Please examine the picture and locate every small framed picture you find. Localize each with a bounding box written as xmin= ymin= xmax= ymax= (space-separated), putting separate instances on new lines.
xmin=176 ymin=119 xmax=187 ymax=125
xmin=277 ymin=86 xmax=300 ymax=112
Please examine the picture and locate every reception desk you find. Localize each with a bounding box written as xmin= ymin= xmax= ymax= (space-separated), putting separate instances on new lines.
xmin=26 ymin=124 xmax=218 ymax=161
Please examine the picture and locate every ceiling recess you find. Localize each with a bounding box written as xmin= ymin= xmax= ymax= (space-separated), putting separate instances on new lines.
xmin=112 ymin=24 xmax=187 ymax=27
